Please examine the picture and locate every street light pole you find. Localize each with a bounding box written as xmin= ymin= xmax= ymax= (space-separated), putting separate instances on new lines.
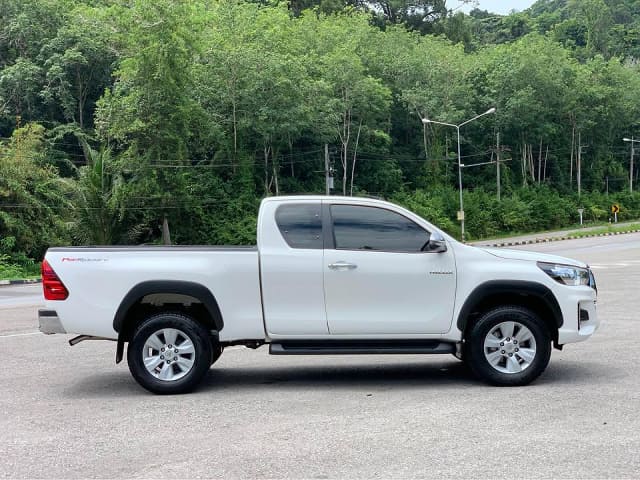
xmin=623 ymin=137 xmax=639 ymax=193
xmin=422 ymin=108 xmax=496 ymax=242
xmin=457 ymin=125 xmax=464 ymax=242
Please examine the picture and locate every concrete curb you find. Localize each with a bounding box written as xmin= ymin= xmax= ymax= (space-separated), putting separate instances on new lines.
xmin=478 ymin=228 xmax=640 ymax=248
xmin=0 ymin=278 xmax=41 ymax=286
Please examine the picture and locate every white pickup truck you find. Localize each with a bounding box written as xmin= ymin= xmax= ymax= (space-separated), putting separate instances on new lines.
xmin=39 ymin=196 xmax=598 ymax=394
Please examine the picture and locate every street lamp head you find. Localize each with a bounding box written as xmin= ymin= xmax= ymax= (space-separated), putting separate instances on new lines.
xmin=421 ymin=118 xmax=431 ymax=125
xmin=623 ymin=138 xmax=631 ymax=142
xmin=485 ymin=107 xmax=497 ymax=115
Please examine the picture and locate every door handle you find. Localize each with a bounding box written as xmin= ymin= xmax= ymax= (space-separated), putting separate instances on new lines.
xmin=328 ymin=262 xmax=358 ymax=271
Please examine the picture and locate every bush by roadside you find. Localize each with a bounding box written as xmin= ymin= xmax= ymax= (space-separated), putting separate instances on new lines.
xmin=0 ymin=254 xmax=39 ymax=281
xmin=393 ymin=186 xmax=640 ymax=241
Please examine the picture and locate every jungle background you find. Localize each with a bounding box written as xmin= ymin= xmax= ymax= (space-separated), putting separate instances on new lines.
xmin=2 ymin=0 xmax=640 ymax=276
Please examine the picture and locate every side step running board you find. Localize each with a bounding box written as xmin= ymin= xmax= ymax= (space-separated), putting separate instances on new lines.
xmin=269 ymin=340 xmax=456 ymax=355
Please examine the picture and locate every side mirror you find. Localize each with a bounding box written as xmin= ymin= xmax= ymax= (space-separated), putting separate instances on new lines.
xmin=422 ymin=233 xmax=447 ymax=253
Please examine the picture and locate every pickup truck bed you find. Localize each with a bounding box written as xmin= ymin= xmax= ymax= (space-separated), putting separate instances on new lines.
xmin=44 ymin=246 xmax=265 ymax=341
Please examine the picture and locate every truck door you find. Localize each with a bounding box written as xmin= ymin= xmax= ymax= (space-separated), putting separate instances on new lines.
xmin=259 ymin=201 xmax=329 ymax=336
xmin=323 ymin=203 xmax=456 ymax=335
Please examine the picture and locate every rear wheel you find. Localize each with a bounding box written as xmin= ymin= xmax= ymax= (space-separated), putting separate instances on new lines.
xmin=127 ymin=312 xmax=212 ymax=394
xmin=465 ymin=306 xmax=551 ymax=386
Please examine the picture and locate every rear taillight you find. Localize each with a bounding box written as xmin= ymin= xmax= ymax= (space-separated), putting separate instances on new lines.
xmin=41 ymin=259 xmax=69 ymax=300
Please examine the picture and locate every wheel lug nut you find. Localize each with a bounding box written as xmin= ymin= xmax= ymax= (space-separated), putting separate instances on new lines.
xmin=513 ymin=340 xmax=518 ymax=344
xmin=509 ymin=353 xmax=513 ymax=357
xmin=168 ymin=344 xmax=172 ymax=348
xmin=515 ymin=348 xmax=519 ymax=352
xmin=501 ymin=350 xmax=506 ymax=354
xmin=500 ymin=342 xmax=504 ymax=347
xmin=173 ymin=356 xmax=177 ymax=361
xmin=160 ymin=355 xmax=164 ymax=360
xmin=506 ymin=337 xmax=511 ymax=342
xmin=166 ymin=360 xmax=171 ymax=364
xmin=161 ymin=348 xmax=165 ymax=352
xmin=175 ymin=349 xmax=179 ymax=353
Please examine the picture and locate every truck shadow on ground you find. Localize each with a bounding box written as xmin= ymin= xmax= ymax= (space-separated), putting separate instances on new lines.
xmin=63 ymin=358 xmax=604 ymax=398
xmin=202 ymin=360 xmax=476 ymax=390
xmin=199 ymin=359 xmax=605 ymax=392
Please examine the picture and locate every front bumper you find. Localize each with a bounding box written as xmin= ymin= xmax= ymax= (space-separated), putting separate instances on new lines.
xmin=38 ymin=309 xmax=66 ymax=334
xmin=557 ymin=288 xmax=599 ymax=344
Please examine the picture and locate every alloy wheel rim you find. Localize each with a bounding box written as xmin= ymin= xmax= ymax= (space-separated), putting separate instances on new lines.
xmin=142 ymin=328 xmax=196 ymax=381
xmin=483 ymin=321 xmax=537 ymax=374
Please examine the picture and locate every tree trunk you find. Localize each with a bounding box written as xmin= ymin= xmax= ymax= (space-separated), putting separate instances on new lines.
xmin=273 ymin=162 xmax=280 ymax=196
xmin=162 ymin=216 xmax=171 ymax=245
xmin=263 ymin=143 xmax=271 ymax=195
xmin=339 ymin=88 xmax=351 ymax=196
xmin=350 ymin=120 xmax=363 ymax=196
xmin=537 ymin=138 xmax=543 ymax=183
xmin=232 ymin=97 xmax=238 ymax=172
xmin=289 ymin=137 xmax=294 ymax=177
xmin=521 ymin=142 xmax=527 ymax=186
xmin=340 ymin=109 xmax=351 ymax=196
xmin=529 ymin=144 xmax=535 ymax=183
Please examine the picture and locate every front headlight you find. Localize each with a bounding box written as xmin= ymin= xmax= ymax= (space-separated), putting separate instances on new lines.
xmin=538 ymin=262 xmax=591 ymax=287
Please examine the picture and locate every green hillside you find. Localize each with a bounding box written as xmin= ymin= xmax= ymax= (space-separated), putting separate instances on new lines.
xmin=1 ymin=0 xmax=640 ymax=274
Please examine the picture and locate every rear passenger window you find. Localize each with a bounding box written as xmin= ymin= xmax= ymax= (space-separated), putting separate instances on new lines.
xmin=275 ymin=204 xmax=323 ymax=249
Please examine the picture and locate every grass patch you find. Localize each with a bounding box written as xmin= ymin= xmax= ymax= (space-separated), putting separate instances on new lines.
xmin=477 ymin=219 xmax=640 ymax=242
xmin=565 ymin=223 xmax=640 ymax=239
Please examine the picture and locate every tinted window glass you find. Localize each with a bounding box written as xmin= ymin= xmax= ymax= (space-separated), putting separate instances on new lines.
xmin=331 ymin=205 xmax=429 ymax=252
xmin=275 ymin=204 xmax=322 ymax=249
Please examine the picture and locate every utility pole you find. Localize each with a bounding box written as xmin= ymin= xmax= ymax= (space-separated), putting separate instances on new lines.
xmin=493 ymin=132 xmax=510 ymax=200
xmin=324 ymin=144 xmax=330 ymax=195
xmin=577 ymin=132 xmax=583 ymax=196
xmin=631 ymin=136 xmax=635 ymax=193
xmin=496 ymin=132 xmax=501 ymax=201
xmin=422 ymin=107 xmax=496 ymax=243
xmin=623 ymin=137 xmax=639 ymax=193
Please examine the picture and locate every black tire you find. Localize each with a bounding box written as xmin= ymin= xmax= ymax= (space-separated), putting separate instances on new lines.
xmin=464 ymin=306 xmax=551 ymax=386
xmin=127 ymin=312 xmax=212 ymax=394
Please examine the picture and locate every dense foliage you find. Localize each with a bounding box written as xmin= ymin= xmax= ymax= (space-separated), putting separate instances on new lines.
xmin=1 ymin=0 xmax=640 ymax=269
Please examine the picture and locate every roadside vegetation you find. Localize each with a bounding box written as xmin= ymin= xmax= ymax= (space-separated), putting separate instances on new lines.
xmin=565 ymin=222 xmax=640 ymax=238
xmin=2 ymin=0 xmax=640 ymax=276
xmin=0 ymin=254 xmax=39 ymax=280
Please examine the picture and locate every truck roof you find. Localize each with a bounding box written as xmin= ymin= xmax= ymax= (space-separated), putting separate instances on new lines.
xmin=261 ymin=195 xmax=391 ymax=206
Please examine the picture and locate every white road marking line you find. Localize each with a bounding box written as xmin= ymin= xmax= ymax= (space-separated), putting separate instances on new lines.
xmin=0 ymin=331 xmax=40 ymax=338
xmin=590 ymin=262 xmax=638 ymax=269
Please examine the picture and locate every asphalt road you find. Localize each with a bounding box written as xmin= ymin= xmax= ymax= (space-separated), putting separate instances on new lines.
xmin=1 ymin=235 xmax=639 ymax=479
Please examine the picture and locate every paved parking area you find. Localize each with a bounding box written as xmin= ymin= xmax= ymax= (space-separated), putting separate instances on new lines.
xmin=1 ymin=235 xmax=639 ymax=478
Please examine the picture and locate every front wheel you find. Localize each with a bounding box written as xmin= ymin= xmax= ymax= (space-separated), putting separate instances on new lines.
xmin=127 ymin=312 xmax=213 ymax=394
xmin=464 ymin=306 xmax=551 ymax=386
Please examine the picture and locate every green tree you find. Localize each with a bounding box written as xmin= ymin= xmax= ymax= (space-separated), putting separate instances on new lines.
xmin=95 ymin=0 xmax=207 ymax=243
xmin=40 ymin=5 xmax=115 ymax=132
xmin=568 ymin=0 xmax=613 ymax=57
xmin=0 ymin=123 xmax=73 ymax=259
